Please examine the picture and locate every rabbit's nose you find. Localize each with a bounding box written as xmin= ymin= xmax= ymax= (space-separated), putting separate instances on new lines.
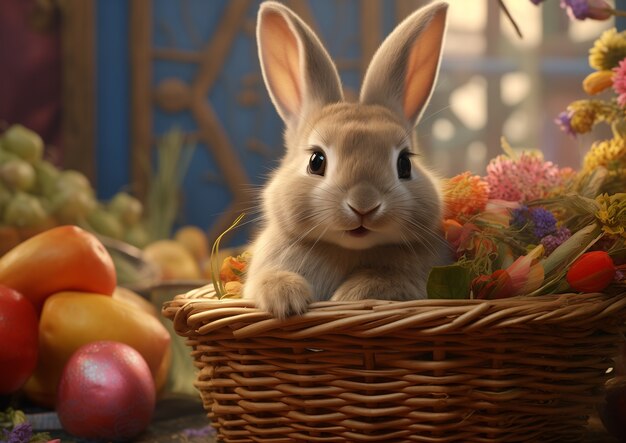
xmin=346 ymin=183 xmax=382 ymax=217
xmin=348 ymin=202 xmax=381 ymax=217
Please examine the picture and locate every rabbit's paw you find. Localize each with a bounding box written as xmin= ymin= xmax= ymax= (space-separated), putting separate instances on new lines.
xmin=247 ymin=270 xmax=313 ymax=319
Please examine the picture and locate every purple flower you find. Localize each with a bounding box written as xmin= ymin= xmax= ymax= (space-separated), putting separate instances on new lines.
xmin=511 ymin=205 xmax=530 ymax=230
xmin=530 ymin=208 xmax=557 ymax=238
xmin=560 ymin=0 xmax=612 ymax=20
xmin=511 ymin=206 xmax=557 ymax=241
xmin=541 ymin=227 xmax=572 ymax=255
xmin=6 ymin=423 xmax=33 ymax=443
xmin=555 ymin=110 xmax=576 ymax=137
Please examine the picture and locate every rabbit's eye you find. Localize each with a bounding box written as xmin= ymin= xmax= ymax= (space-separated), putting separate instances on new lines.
xmin=308 ymin=151 xmax=326 ymax=176
xmin=397 ymin=152 xmax=411 ymax=179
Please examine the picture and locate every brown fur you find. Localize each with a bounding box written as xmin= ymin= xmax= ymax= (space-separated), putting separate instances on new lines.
xmin=245 ymin=1 xmax=450 ymax=319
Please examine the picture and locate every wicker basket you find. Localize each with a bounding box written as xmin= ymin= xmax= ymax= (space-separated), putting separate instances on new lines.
xmin=163 ymin=285 xmax=626 ymax=443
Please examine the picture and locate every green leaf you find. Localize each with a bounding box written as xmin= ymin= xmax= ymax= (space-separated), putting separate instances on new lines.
xmin=427 ymin=264 xmax=472 ymax=299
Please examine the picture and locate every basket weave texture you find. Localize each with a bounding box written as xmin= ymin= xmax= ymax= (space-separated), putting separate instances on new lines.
xmin=163 ymin=285 xmax=626 ymax=443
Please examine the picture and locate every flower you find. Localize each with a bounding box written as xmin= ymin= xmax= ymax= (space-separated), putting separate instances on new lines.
xmin=219 ymin=252 xmax=251 ymax=283
xmin=442 ymin=220 xmax=487 ymax=259
xmin=560 ymin=99 xmax=621 ymax=135
xmin=427 ymin=22 xmax=626 ymax=301
xmin=540 ymin=227 xmax=572 ymax=255
xmin=442 ymin=172 xmax=489 ymax=220
xmin=511 ymin=205 xmax=531 ymax=229
xmin=566 ymin=250 xmax=616 ymax=292
xmin=584 ymin=138 xmax=626 ymax=171
xmin=471 ymin=244 xmax=544 ymax=299
xmin=589 ymin=28 xmax=626 ymax=71
xmin=472 ymin=269 xmax=514 ymax=300
xmin=3 ymin=423 xmax=32 ymax=443
xmin=569 ymin=102 xmax=597 ymax=133
xmin=531 ymin=208 xmax=558 ymax=238
xmin=583 ymin=70 xmax=614 ymax=95
xmin=511 ymin=206 xmax=558 ymax=240
xmin=595 ymin=193 xmax=626 ymax=236
xmin=561 ymin=0 xmax=613 ymax=21
xmin=555 ymin=110 xmax=576 ymax=137
xmin=486 ymin=152 xmax=569 ymax=202
xmin=583 ymin=138 xmax=626 ymax=193
xmin=613 ymin=58 xmax=626 ymax=107
xmin=506 ymin=244 xmax=545 ymax=295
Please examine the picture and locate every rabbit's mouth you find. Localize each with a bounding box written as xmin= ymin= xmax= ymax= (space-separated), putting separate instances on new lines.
xmin=347 ymin=226 xmax=370 ymax=237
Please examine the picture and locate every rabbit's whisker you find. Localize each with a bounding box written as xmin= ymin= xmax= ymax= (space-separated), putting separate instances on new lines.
xmin=390 ymin=213 xmax=443 ymax=258
xmin=277 ymin=213 xmax=332 ymax=269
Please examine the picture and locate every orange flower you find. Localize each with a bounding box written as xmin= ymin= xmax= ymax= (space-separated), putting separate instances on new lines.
xmin=219 ymin=254 xmax=249 ymax=283
xmin=583 ymin=70 xmax=614 ymax=95
xmin=443 ymin=172 xmax=489 ymax=220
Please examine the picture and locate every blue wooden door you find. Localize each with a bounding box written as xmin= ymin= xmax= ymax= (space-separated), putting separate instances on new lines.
xmin=95 ymin=0 xmax=405 ymax=245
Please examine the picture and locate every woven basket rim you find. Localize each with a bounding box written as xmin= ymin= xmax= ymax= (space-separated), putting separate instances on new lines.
xmin=162 ymin=284 xmax=626 ymax=339
xmin=163 ymin=284 xmax=626 ymax=442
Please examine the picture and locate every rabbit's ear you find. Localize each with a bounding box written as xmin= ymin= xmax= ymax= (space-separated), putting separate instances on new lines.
xmin=360 ymin=2 xmax=448 ymax=127
xmin=257 ymin=1 xmax=343 ymax=126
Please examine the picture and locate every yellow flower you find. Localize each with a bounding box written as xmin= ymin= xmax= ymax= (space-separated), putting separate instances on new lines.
xmin=589 ymin=28 xmax=626 ymax=71
xmin=584 ymin=137 xmax=626 ymax=170
xmin=570 ymin=109 xmax=595 ymax=134
xmin=583 ymin=137 xmax=626 ymax=194
xmin=567 ymin=99 xmax=621 ymax=134
xmin=583 ymin=70 xmax=614 ymax=95
xmin=595 ymin=193 xmax=626 ymax=236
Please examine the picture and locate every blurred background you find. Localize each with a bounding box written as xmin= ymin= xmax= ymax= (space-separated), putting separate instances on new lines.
xmin=0 ymin=0 xmax=621 ymax=249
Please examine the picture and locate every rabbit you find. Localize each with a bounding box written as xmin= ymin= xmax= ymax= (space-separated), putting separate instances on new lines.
xmin=243 ymin=0 xmax=450 ymax=319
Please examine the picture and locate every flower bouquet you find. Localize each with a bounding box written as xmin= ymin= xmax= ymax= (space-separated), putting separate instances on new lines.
xmin=434 ymin=140 xmax=625 ymax=301
xmin=428 ymin=25 xmax=626 ymax=302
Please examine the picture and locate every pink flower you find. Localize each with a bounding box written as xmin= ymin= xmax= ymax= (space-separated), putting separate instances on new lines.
xmin=506 ymin=244 xmax=545 ymax=295
xmin=485 ymin=152 xmax=567 ymax=202
xmin=613 ymin=58 xmax=626 ymax=107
